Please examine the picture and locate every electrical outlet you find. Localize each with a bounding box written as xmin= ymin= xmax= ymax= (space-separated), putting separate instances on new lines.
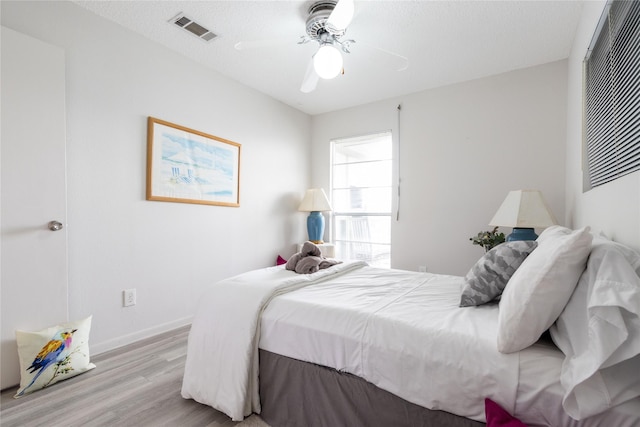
xmin=123 ymin=289 xmax=136 ymax=307
xmin=418 ymin=266 xmax=427 ymax=272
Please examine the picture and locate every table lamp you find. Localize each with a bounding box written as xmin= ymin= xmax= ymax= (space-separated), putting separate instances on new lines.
xmin=298 ymin=188 xmax=332 ymax=244
xmin=489 ymin=190 xmax=557 ymax=241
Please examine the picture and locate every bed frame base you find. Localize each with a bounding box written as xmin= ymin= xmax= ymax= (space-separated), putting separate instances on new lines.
xmin=259 ymin=349 xmax=484 ymax=427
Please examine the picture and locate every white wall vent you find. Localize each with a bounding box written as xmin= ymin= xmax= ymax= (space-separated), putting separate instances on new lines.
xmin=170 ymin=13 xmax=217 ymax=42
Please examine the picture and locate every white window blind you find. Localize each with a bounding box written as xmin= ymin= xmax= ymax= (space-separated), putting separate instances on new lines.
xmin=584 ymin=0 xmax=640 ymax=189
xmin=331 ymin=132 xmax=392 ymax=268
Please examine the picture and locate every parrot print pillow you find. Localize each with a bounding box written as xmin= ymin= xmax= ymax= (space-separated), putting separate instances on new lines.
xmin=14 ymin=316 xmax=95 ymax=398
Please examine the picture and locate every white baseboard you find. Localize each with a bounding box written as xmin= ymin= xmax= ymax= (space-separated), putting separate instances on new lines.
xmin=91 ymin=315 xmax=193 ymax=355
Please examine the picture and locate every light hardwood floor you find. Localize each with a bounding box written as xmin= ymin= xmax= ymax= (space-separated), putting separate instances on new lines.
xmin=0 ymin=326 xmax=254 ymax=427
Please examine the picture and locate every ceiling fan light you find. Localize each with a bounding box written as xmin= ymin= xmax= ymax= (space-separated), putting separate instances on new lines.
xmin=313 ymin=44 xmax=343 ymax=79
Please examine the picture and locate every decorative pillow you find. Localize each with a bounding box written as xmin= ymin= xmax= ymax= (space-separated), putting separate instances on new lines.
xmin=14 ymin=316 xmax=95 ymax=398
xmin=497 ymin=226 xmax=592 ymax=353
xmin=460 ymin=241 xmax=538 ymax=307
xmin=485 ymin=398 xmax=528 ymax=427
xmin=276 ymin=255 xmax=287 ymax=266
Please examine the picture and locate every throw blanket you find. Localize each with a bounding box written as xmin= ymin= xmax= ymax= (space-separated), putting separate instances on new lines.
xmin=181 ymin=261 xmax=367 ymax=421
xmin=285 ymin=241 xmax=341 ymax=274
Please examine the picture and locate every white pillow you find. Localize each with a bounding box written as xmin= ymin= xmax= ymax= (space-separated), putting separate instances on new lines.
xmin=535 ymin=224 xmax=573 ymax=244
xmin=593 ymin=233 xmax=640 ymax=275
xmin=14 ymin=316 xmax=95 ymax=397
xmin=497 ymin=226 xmax=592 ymax=353
xmin=550 ymin=239 xmax=640 ymax=419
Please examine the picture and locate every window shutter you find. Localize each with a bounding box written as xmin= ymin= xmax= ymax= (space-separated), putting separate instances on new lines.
xmin=584 ymin=0 xmax=640 ymax=188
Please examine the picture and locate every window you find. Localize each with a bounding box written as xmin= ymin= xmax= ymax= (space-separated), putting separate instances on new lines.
xmin=584 ymin=0 xmax=640 ymax=189
xmin=331 ymin=132 xmax=392 ymax=268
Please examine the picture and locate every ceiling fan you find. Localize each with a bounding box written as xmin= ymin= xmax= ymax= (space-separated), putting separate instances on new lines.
xmin=297 ymin=0 xmax=355 ymax=92
xmin=234 ymin=0 xmax=409 ymax=94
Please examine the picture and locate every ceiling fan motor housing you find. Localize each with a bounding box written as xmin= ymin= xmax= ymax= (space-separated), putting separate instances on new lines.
xmin=306 ymin=0 xmax=345 ymax=40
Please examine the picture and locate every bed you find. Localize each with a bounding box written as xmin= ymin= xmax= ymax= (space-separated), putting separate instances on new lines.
xmin=181 ymin=226 xmax=640 ymax=426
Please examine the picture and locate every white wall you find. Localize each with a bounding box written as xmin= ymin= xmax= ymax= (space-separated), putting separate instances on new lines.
xmin=312 ymin=61 xmax=568 ymax=276
xmin=565 ymin=0 xmax=640 ymax=252
xmin=1 ymin=0 xmax=310 ymax=369
xmin=6 ymin=0 xmax=632 ymax=392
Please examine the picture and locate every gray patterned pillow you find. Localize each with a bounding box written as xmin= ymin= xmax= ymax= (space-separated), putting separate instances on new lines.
xmin=460 ymin=240 xmax=538 ymax=307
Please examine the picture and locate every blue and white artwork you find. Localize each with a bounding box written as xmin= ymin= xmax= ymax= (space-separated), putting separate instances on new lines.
xmin=149 ymin=120 xmax=240 ymax=206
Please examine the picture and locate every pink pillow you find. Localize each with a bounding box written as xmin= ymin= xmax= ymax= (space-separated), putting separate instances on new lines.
xmin=276 ymin=255 xmax=287 ymax=266
xmin=485 ymin=398 xmax=528 ymax=427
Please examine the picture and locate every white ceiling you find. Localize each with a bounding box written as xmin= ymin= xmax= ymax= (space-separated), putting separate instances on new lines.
xmin=72 ymin=1 xmax=585 ymax=115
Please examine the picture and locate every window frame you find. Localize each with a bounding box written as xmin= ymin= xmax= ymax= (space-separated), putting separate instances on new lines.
xmin=330 ymin=131 xmax=393 ymax=268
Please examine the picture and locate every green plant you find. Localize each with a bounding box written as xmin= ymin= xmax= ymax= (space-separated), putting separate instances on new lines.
xmin=470 ymin=226 xmax=505 ymax=251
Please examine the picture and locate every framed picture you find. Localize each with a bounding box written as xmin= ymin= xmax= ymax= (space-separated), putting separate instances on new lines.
xmin=146 ymin=117 xmax=241 ymax=207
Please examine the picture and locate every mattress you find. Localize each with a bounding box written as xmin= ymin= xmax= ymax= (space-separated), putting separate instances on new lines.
xmin=260 ymin=266 xmax=518 ymax=422
xmin=259 ymin=266 xmax=640 ymax=426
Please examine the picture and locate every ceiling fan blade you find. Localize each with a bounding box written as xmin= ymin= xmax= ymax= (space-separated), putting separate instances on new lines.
xmin=300 ymin=58 xmax=320 ymax=93
xmin=326 ymin=0 xmax=354 ymax=31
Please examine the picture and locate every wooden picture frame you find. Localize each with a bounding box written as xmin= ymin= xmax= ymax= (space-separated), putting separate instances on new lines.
xmin=146 ymin=117 xmax=241 ymax=207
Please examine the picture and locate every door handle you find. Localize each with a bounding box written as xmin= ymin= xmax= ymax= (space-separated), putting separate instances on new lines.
xmin=48 ymin=221 xmax=63 ymax=231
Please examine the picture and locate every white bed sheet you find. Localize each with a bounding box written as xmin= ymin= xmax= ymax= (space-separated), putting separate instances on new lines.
xmin=260 ymin=266 xmax=640 ymax=426
xmin=260 ymin=266 xmax=520 ymax=422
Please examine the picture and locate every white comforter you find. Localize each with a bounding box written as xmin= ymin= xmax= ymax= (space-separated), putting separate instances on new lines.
xmin=181 ymin=261 xmax=367 ymax=421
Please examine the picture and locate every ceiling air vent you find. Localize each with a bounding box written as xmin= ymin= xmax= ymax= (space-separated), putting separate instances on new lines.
xmin=170 ymin=13 xmax=217 ymax=42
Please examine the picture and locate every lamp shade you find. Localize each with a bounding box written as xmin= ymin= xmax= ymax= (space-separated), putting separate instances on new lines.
xmin=489 ymin=190 xmax=557 ymax=229
xmin=298 ymin=188 xmax=332 ymax=212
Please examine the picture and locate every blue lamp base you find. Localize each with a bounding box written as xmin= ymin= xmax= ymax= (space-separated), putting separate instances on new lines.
xmin=507 ymin=227 xmax=538 ymax=242
xmin=307 ymin=211 xmax=325 ymax=244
